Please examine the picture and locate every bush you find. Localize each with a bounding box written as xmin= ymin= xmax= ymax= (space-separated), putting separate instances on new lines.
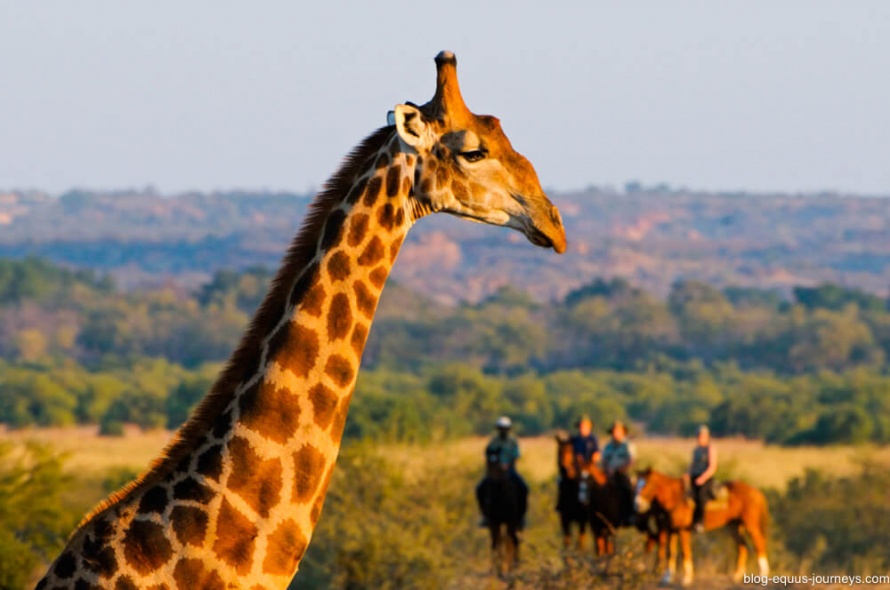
xmin=0 ymin=442 xmax=78 ymax=589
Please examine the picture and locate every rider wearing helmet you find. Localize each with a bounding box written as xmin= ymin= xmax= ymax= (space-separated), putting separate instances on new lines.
xmin=476 ymin=416 xmax=529 ymax=529
xmin=601 ymin=420 xmax=637 ymax=525
xmin=689 ymin=424 xmax=718 ymax=532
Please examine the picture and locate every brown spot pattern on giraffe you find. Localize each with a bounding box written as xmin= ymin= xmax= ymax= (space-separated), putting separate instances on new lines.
xmin=211 ymin=410 xmax=233 ymax=439
xmin=81 ymin=519 xmax=116 ymax=576
xmin=325 ymin=354 xmax=354 ymax=387
xmin=385 ymin=165 xmax=401 ymax=197
xmin=389 ymin=235 xmax=404 ymax=262
xmin=436 ymin=166 xmax=448 ymax=189
xmin=262 ymin=519 xmax=308 ymax=576
xmin=300 ymin=281 xmax=326 ymax=318
xmin=363 ymin=176 xmax=382 ymax=207
xmin=288 ymin=263 xmax=320 ymax=311
xmin=326 ymin=251 xmax=352 ymax=281
xmin=274 ymin=323 xmax=320 ymax=379
xmin=292 ymin=444 xmax=326 ymax=503
xmin=452 ymin=180 xmax=469 ymax=200
xmin=308 ymin=383 xmax=338 ymax=428
xmin=238 ymin=379 xmax=301 ymax=444
xmin=354 ymin=281 xmax=377 ymax=319
xmin=170 ymin=505 xmax=209 ymax=547
xmin=378 ymin=203 xmax=396 ymax=230
xmin=137 ymin=486 xmax=169 ymax=515
xmin=173 ymin=477 xmax=215 ymax=503
xmin=321 ymin=209 xmax=347 ymax=251
xmin=358 ymin=236 xmax=386 ymax=267
xmin=213 ymin=499 xmax=258 ymax=575
xmin=326 ymin=292 xmax=353 ymax=340
xmin=195 ymin=444 xmax=223 ymax=481
xmin=122 ymin=520 xmax=173 ymax=575
xmin=115 ymin=576 xmax=138 ymax=590
xmin=350 ymin=323 xmax=369 ymax=356
xmin=173 ymin=559 xmax=225 ymax=590
xmin=345 ymin=175 xmax=367 ymax=205
xmin=53 ymin=552 xmax=77 ymax=579
xmin=227 ymin=436 xmax=284 ymax=518
xmin=347 ymin=213 xmax=369 ymax=247
xmin=329 ymin=394 xmax=352 ymax=443
xmin=375 ymin=153 xmax=390 ymax=169
xmin=369 ymin=267 xmax=388 ymax=288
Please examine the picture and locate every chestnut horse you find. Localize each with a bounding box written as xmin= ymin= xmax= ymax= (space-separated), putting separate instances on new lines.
xmin=555 ymin=433 xmax=665 ymax=560
xmin=634 ymin=468 xmax=769 ymax=586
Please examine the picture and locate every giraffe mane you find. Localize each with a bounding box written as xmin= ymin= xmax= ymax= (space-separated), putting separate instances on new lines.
xmin=78 ymin=125 xmax=397 ymax=529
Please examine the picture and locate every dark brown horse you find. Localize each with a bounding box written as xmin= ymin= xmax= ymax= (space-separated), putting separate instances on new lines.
xmin=482 ymin=456 xmax=521 ymax=577
xmin=556 ymin=433 xmax=664 ymax=559
xmin=555 ymin=432 xmax=592 ymax=551
xmin=634 ymin=468 xmax=770 ymax=586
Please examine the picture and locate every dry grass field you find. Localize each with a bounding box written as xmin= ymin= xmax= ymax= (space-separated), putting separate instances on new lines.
xmin=382 ymin=434 xmax=890 ymax=491
xmin=6 ymin=427 xmax=889 ymax=589
xmin=5 ymin=425 xmax=890 ymax=492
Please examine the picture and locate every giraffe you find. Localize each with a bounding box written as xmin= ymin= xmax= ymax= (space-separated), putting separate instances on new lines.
xmin=38 ymin=51 xmax=566 ymax=589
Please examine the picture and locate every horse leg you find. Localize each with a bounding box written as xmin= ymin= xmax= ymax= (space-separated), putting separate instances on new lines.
xmin=577 ymin=519 xmax=586 ymax=551
xmin=680 ymin=529 xmax=694 ymax=587
xmin=743 ymin=513 xmax=769 ymax=577
xmin=510 ymin=523 xmax=520 ymax=569
xmin=655 ymin=529 xmax=669 ymax=574
xmin=596 ymin=534 xmax=605 ymax=556
xmin=661 ymin=532 xmax=677 ymax=585
xmin=490 ymin=524 xmax=501 ymax=576
xmin=731 ymin=525 xmax=748 ymax=582
xmin=560 ymin=514 xmax=572 ymax=550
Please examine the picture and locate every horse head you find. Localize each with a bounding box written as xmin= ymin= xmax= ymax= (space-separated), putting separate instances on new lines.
xmin=634 ymin=468 xmax=684 ymax=514
xmin=555 ymin=430 xmax=577 ymax=479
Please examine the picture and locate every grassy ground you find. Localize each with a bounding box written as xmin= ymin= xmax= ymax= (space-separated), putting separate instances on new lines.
xmin=6 ymin=427 xmax=889 ymax=589
xmin=6 ymin=425 xmax=890 ymax=491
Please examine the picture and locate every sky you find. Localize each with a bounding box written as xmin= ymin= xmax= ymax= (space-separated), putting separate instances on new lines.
xmin=1 ymin=1 xmax=889 ymax=196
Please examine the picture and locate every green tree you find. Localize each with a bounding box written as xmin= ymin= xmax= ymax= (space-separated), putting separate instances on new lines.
xmin=0 ymin=442 xmax=77 ymax=589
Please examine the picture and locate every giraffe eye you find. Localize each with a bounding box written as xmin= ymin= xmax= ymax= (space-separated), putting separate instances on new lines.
xmin=460 ymin=150 xmax=486 ymax=163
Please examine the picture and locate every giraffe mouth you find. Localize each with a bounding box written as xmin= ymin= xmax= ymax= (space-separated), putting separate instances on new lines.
xmin=511 ymin=194 xmax=567 ymax=254
xmin=523 ymin=218 xmax=566 ymax=254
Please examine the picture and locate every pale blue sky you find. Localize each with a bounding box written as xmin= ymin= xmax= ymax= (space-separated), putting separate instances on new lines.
xmin=1 ymin=1 xmax=888 ymax=195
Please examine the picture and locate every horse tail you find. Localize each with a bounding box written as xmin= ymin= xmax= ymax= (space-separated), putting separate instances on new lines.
xmin=759 ymin=489 xmax=770 ymax=538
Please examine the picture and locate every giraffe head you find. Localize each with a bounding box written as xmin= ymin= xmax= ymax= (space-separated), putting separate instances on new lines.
xmin=393 ymin=51 xmax=567 ymax=254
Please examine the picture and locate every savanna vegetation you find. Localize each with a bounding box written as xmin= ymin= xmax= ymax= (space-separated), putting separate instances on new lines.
xmin=1 ymin=258 xmax=889 ymax=446
xmin=3 ymin=431 xmax=889 ymax=589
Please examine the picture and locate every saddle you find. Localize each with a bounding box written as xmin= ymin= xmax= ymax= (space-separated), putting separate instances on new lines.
xmin=684 ymin=479 xmax=729 ymax=510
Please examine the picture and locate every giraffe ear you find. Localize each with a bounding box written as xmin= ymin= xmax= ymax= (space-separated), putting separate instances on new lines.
xmin=394 ymin=104 xmax=432 ymax=150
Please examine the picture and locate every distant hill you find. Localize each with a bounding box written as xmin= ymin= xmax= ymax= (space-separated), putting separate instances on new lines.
xmin=1 ymin=187 xmax=888 ymax=302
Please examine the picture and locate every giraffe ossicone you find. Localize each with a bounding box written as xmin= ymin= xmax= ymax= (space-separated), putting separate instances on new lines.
xmin=38 ymin=51 xmax=565 ymax=589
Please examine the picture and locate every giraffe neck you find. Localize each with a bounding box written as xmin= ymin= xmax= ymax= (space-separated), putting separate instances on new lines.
xmin=207 ymin=130 xmax=415 ymax=580
xmin=39 ymin=128 xmax=419 ymax=589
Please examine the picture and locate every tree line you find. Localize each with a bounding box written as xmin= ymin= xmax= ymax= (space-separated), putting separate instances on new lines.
xmin=1 ymin=257 xmax=889 ymax=444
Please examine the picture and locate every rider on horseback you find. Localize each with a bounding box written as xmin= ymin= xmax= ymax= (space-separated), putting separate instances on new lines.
xmin=476 ymin=416 xmax=529 ymax=529
xmin=601 ymin=420 xmax=637 ymax=525
xmin=570 ymin=415 xmax=599 ymax=504
xmin=689 ymin=424 xmax=718 ymax=533
xmin=571 ymin=415 xmax=600 ymax=471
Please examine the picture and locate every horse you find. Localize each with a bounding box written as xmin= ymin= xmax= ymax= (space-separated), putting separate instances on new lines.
xmin=555 ymin=432 xmax=592 ymax=551
xmin=634 ymin=468 xmax=770 ymax=586
xmin=556 ymin=433 xmax=662 ymax=558
xmin=480 ymin=456 xmax=522 ymax=577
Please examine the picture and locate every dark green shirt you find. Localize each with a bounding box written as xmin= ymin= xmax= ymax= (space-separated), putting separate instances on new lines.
xmin=485 ymin=435 xmax=520 ymax=468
